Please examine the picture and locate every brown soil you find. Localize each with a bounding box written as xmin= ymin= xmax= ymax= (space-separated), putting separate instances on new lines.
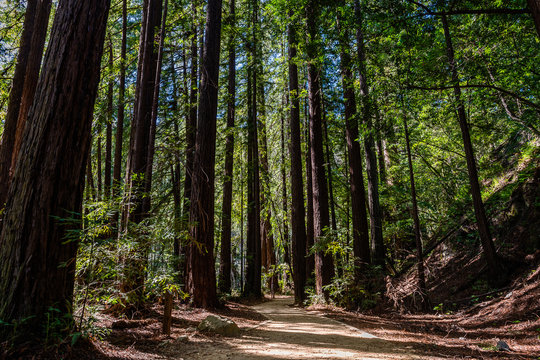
xmin=60 ymin=295 xmax=539 ymax=359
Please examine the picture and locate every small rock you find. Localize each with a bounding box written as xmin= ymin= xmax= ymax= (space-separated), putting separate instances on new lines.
xmin=198 ymin=315 xmax=240 ymax=337
xmin=505 ymin=291 xmax=513 ymax=299
xmin=174 ymin=335 xmax=189 ymax=343
xmin=496 ymin=340 xmax=510 ymax=351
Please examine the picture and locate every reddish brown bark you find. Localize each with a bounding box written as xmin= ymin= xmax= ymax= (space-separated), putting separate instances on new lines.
xmin=354 ymin=0 xmax=385 ymax=267
xmin=288 ymin=12 xmax=307 ymax=303
xmin=121 ymin=0 xmax=163 ymax=308
xmin=244 ymin=0 xmax=262 ymax=299
xmin=187 ymin=0 xmax=223 ymax=308
xmin=306 ymin=0 xmax=334 ymax=296
xmin=0 ymin=0 xmax=110 ymax=338
xmin=113 ymin=0 xmax=127 ymax=195
xmin=0 ymin=0 xmax=51 ymax=209
xmin=336 ymin=11 xmax=371 ymax=277
xmin=218 ymin=0 xmax=236 ymax=294
xmin=105 ymin=38 xmax=113 ymax=199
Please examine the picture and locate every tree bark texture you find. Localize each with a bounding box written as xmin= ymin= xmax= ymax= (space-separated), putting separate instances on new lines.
xmin=105 ymin=39 xmax=113 ymax=199
xmin=244 ymin=0 xmax=261 ymax=298
xmin=182 ymin=1 xmax=199 ymax=291
xmin=0 ymin=0 xmax=110 ymax=337
xmin=0 ymin=0 xmax=51 ymax=209
xmin=337 ymin=11 xmax=371 ymax=277
xmin=306 ymin=0 xmax=334 ymax=296
xmin=187 ymin=0 xmax=222 ymax=308
xmin=113 ymin=0 xmax=128 ymax=195
xmin=354 ymin=0 xmax=385 ymax=267
xmin=305 ymin=111 xmax=315 ymax=284
xmin=288 ymin=15 xmax=306 ymax=303
xmin=121 ymin=0 xmax=163 ymax=309
xmin=218 ymin=0 xmax=236 ymax=294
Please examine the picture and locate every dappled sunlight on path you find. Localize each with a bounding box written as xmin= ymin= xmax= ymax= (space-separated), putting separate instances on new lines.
xmin=186 ymin=297 xmax=447 ymax=359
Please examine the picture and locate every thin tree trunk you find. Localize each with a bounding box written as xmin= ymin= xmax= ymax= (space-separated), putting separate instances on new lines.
xmin=183 ymin=0 xmax=199 ymax=291
xmin=0 ymin=0 xmax=110 ymax=339
xmin=354 ymin=0 xmax=385 ymax=268
xmin=218 ymin=0 xmax=236 ymax=294
xmin=281 ymin=91 xmax=292 ymax=277
xmin=306 ymin=0 xmax=334 ymax=297
xmin=441 ymin=14 xmax=502 ymax=281
xmin=187 ymin=0 xmax=222 ymax=308
xmin=143 ymin=0 xmax=168 ymax=213
xmin=113 ymin=0 xmax=128 ymax=196
xmin=97 ymin=123 xmax=103 ymax=199
xmin=121 ymin=0 xmax=163 ymax=309
xmin=105 ymin=38 xmax=113 ymax=199
xmin=402 ymin=111 xmax=427 ymax=300
xmin=336 ymin=11 xmax=371 ymax=277
xmin=259 ymin=85 xmax=277 ymax=293
xmin=305 ymin=104 xmax=315 ymax=284
xmin=0 ymin=0 xmax=52 ymax=208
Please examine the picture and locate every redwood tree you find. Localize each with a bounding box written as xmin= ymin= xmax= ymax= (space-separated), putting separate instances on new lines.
xmin=187 ymin=0 xmax=223 ymax=308
xmin=0 ymin=0 xmax=51 ymax=209
xmin=219 ymin=0 xmax=236 ymax=294
xmin=0 ymin=0 xmax=110 ymax=339
xmin=288 ymin=8 xmax=307 ymax=304
xmin=306 ymin=0 xmax=334 ymax=296
xmin=121 ymin=0 xmax=163 ymax=308
xmin=336 ymin=7 xmax=371 ymax=277
xmin=244 ymin=0 xmax=262 ymax=299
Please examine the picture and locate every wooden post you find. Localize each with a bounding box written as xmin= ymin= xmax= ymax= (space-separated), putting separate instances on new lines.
xmin=162 ymin=291 xmax=173 ymax=336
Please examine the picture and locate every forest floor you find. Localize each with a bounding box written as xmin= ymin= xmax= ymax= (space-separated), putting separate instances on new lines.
xmin=73 ymin=295 xmax=540 ymax=360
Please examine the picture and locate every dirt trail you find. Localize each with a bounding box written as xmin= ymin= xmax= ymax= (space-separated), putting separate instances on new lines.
xmin=180 ymin=297 xmax=447 ymax=359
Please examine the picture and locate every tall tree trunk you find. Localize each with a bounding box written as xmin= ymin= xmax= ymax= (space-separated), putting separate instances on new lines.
xmin=375 ymin=109 xmax=387 ymax=185
xmin=305 ymin=107 xmax=315 ymax=284
xmin=441 ymin=15 xmax=502 ymax=282
xmin=287 ymin=15 xmax=307 ymax=300
xmin=143 ymin=0 xmax=168 ymax=213
xmin=281 ymin=90 xmax=292 ymax=279
xmin=121 ymin=0 xmax=163 ymax=309
xmin=113 ymin=0 xmax=128 ymax=196
xmin=187 ymin=0 xmax=222 ymax=308
xmin=336 ymin=11 xmax=371 ymax=278
xmin=0 ymin=0 xmax=52 ymax=209
xmin=354 ymin=0 xmax=385 ymax=268
xmin=306 ymin=0 xmax=334 ymax=297
xmin=323 ymin=108 xmax=340 ymax=277
xmin=183 ymin=0 xmax=199 ymax=292
xmin=402 ymin=111 xmax=427 ymax=300
xmin=105 ymin=38 xmax=113 ymax=199
xmin=259 ymin=83 xmax=278 ymax=293
xmin=97 ymin=123 xmax=103 ymax=199
xmin=244 ymin=0 xmax=261 ymax=298
xmin=218 ymin=0 xmax=236 ymax=295
xmin=528 ymin=0 xmax=540 ymax=38
xmin=0 ymin=0 xmax=110 ymax=339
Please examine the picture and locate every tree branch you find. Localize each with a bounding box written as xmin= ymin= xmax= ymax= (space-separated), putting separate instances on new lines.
xmin=407 ymin=84 xmax=540 ymax=111
xmin=403 ymin=0 xmax=530 ymax=16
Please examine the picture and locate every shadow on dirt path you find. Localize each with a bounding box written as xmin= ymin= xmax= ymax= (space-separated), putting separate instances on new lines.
xmin=181 ymin=297 xmax=454 ymax=359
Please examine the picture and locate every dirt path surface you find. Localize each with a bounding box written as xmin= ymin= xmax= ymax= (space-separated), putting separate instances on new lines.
xmin=177 ymin=297 xmax=445 ymax=359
